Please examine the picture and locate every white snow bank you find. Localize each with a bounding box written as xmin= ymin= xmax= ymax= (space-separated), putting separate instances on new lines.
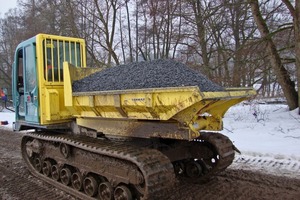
xmin=0 ymin=109 xmax=14 ymax=130
xmin=222 ymin=103 xmax=300 ymax=161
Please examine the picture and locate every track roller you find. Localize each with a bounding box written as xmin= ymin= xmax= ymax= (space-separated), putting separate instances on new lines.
xmin=185 ymin=160 xmax=203 ymax=178
xmin=60 ymin=168 xmax=72 ymax=185
xmin=34 ymin=157 xmax=42 ymax=172
xmin=51 ymin=164 xmax=60 ymax=181
xmin=42 ymin=161 xmax=52 ymax=177
xmin=99 ymin=181 xmax=114 ymax=200
xmin=114 ymin=185 xmax=132 ymax=200
xmin=60 ymin=143 xmax=71 ymax=158
xmin=83 ymin=175 xmax=98 ymax=197
xmin=71 ymin=172 xmax=83 ymax=191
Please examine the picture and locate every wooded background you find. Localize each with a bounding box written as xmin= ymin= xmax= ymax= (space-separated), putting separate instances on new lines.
xmin=0 ymin=0 xmax=299 ymax=112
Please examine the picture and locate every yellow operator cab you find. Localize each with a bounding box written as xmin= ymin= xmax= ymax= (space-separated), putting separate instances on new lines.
xmin=12 ymin=34 xmax=87 ymax=130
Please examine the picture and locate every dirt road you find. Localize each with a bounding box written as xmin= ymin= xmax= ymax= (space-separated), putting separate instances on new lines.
xmin=0 ymin=129 xmax=299 ymax=200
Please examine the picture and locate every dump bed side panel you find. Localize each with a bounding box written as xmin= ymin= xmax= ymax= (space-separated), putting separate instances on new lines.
xmin=63 ymin=63 xmax=256 ymax=137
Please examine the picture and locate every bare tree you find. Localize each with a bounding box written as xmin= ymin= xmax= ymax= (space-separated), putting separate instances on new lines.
xmin=248 ymin=0 xmax=298 ymax=110
xmin=119 ymin=9 xmax=126 ymax=63
xmin=1 ymin=0 xmax=297 ymax=105
xmin=138 ymin=0 xmax=185 ymax=60
xmin=189 ymin=0 xmax=211 ymax=76
xmin=0 ymin=8 xmax=27 ymax=96
xmin=125 ymin=0 xmax=134 ymax=62
xmin=135 ymin=0 xmax=139 ymax=61
xmin=93 ymin=0 xmax=120 ymax=66
xmin=281 ymin=0 xmax=300 ymax=114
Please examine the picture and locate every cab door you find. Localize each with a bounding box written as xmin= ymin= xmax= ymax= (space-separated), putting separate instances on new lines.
xmin=23 ymin=44 xmax=39 ymax=123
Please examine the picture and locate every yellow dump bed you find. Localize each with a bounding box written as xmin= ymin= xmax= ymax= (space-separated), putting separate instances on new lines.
xmin=63 ymin=63 xmax=256 ymax=139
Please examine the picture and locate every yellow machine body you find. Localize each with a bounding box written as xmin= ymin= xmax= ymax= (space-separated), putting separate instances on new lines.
xmin=13 ymin=33 xmax=256 ymax=140
xmin=37 ymin=34 xmax=87 ymax=125
xmin=14 ymin=34 xmax=257 ymax=199
xmin=62 ymin=63 xmax=256 ymax=140
xmin=12 ymin=33 xmax=86 ymax=130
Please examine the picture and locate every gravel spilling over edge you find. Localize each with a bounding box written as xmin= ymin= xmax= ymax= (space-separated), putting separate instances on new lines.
xmin=72 ymin=59 xmax=223 ymax=92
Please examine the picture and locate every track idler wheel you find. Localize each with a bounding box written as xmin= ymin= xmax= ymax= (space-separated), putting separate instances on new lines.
xmin=114 ymin=185 xmax=132 ymax=200
xmin=60 ymin=168 xmax=72 ymax=185
xmin=99 ymin=181 xmax=114 ymax=200
xmin=26 ymin=139 xmax=42 ymax=157
xmin=83 ymin=175 xmax=98 ymax=197
xmin=71 ymin=172 xmax=83 ymax=191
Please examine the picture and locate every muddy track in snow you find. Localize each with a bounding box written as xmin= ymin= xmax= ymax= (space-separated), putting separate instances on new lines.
xmin=0 ymin=162 xmax=75 ymax=200
xmin=0 ymin=129 xmax=299 ymax=200
xmin=0 ymin=129 xmax=75 ymax=200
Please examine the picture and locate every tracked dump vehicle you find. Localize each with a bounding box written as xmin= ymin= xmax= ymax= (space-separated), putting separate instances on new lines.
xmin=12 ymin=34 xmax=256 ymax=200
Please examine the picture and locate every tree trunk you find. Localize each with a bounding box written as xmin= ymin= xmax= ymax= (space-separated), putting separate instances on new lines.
xmin=296 ymin=1 xmax=300 ymax=114
xmin=135 ymin=0 xmax=139 ymax=61
xmin=281 ymin=0 xmax=300 ymax=113
xmin=119 ymin=10 xmax=126 ymax=63
xmin=249 ymin=0 xmax=298 ymax=110
xmin=125 ymin=1 xmax=133 ymax=62
xmin=192 ymin=0 xmax=211 ymax=76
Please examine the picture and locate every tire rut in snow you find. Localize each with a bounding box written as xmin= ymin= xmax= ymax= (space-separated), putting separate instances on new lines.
xmin=1 ymin=129 xmax=300 ymax=199
xmin=0 ymin=164 xmax=75 ymax=200
xmin=231 ymin=155 xmax=300 ymax=179
xmin=166 ymin=169 xmax=300 ymax=200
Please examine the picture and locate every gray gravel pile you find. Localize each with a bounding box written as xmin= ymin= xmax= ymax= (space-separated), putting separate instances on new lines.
xmin=72 ymin=59 xmax=223 ymax=92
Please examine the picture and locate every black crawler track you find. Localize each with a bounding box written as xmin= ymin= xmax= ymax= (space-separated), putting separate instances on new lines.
xmin=21 ymin=132 xmax=235 ymax=199
xmin=21 ymin=132 xmax=176 ymax=200
xmin=198 ymin=132 xmax=235 ymax=176
xmin=173 ymin=132 xmax=235 ymax=183
xmin=0 ymin=163 xmax=73 ymax=200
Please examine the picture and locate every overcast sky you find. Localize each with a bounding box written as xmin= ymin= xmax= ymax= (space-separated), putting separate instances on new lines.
xmin=0 ymin=0 xmax=17 ymax=17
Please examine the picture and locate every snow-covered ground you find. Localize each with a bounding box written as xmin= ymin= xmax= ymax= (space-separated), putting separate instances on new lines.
xmin=1 ymin=102 xmax=299 ymax=178
xmin=223 ymin=102 xmax=299 ymax=157
xmin=222 ymin=102 xmax=300 ymax=178
xmin=0 ymin=110 xmax=14 ymax=130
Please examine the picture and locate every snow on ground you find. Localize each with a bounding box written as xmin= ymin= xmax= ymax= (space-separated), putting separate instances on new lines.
xmin=223 ymin=103 xmax=300 ymax=157
xmin=0 ymin=102 xmax=299 ymax=178
xmin=221 ymin=102 xmax=300 ymax=178
xmin=0 ymin=109 xmax=14 ymax=130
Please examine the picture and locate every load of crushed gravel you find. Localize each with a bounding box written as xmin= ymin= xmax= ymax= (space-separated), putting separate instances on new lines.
xmin=72 ymin=59 xmax=223 ymax=92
